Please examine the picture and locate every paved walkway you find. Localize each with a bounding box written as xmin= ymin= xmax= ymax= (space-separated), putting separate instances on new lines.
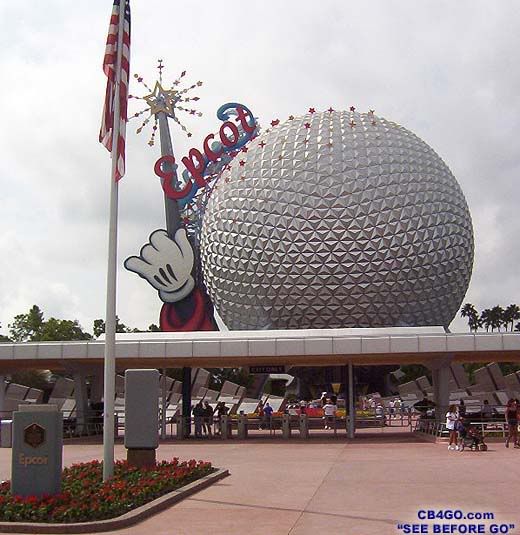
xmin=0 ymin=433 xmax=519 ymax=534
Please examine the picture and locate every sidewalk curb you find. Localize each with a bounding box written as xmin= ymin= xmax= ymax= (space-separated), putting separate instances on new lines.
xmin=0 ymin=468 xmax=229 ymax=533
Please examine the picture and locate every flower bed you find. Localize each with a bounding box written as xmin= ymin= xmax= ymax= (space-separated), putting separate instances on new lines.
xmin=0 ymin=458 xmax=213 ymax=524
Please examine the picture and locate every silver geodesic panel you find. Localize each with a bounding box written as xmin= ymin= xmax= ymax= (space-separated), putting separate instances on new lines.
xmin=200 ymin=110 xmax=474 ymax=330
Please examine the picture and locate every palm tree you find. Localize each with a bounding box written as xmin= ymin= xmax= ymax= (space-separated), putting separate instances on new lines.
xmin=489 ymin=305 xmax=504 ymax=332
xmin=460 ymin=303 xmax=480 ymax=332
xmin=503 ymin=304 xmax=520 ymax=332
xmin=480 ymin=309 xmax=492 ymax=332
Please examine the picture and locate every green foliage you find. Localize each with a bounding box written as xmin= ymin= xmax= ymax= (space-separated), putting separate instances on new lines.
xmin=498 ymin=362 xmax=520 ymax=375
xmin=0 ymin=323 xmax=10 ymax=342
xmin=460 ymin=303 xmax=520 ymax=332
xmin=463 ymin=362 xmax=484 ymax=384
xmin=397 ymin=364 xmax=431 ymax=384
xmin=462 ymin=362 xmax=520 ymax=384
xmin=8 ymin=305 xmax=91 ymax=342
xmin=8 ymin=305 xmax=44 ymax=342
xmin=460 ymin=303 xmax=480 ymax=332
xmin=10 ymin=370 xmax=51 ymax=391
xmin=93 ymin=318 xmax=162 ymax=337
xmin=39 ymin=318 xmax=91 ymax=341
xmin=263 ymin=378 xmax=286 ymax=397
xmin=92 ymin=316 xmax=133 ymax=338
xmin=207 ymin=367 xmax=254 ymax=390
xmin=504 ymin=304 xmax=520 ymax=331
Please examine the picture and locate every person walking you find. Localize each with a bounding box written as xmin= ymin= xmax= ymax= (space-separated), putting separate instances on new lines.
xmin=446 ymin=404 xmax=458 ymax=450
xmin=323 ymin=399 xmax=338 ymax=430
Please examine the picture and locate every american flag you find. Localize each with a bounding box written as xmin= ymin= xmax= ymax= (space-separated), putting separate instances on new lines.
xmin=99 ymin=0 xmax=131 ymax=181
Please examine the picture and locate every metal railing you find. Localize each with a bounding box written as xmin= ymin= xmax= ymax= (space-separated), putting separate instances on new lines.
xmin=414 ymin=417 xmax=510 ymax=439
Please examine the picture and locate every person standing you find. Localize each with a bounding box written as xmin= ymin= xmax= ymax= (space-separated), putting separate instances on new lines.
xmin=446 ymin=404 xmax=458 ymax=450
xmin=505 ymin=398 xmax=518 ymax=448
xmin=215 ymin=401 xmax=229 ymax=435
xmin=481 ymin=399 xmax=493 ymax=420
xmin=263 ymin=401 xmax=273 ymax=422
xmin=192 ymin=401 xmax=204 ymax=438
xmin=202 ymin=401 xmax=214 ymax=437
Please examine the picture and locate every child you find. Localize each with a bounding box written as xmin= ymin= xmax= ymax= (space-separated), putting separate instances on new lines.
xmin=456 ymin=418 xmax=467 ymax=451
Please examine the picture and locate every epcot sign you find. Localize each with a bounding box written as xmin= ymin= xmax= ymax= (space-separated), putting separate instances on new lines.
xmin=154 ymin=103 xmax=257 ymax=204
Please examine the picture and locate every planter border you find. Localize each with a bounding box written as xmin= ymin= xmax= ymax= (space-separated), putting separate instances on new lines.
xmin=0 ymin=468 xmax=229 ymax=533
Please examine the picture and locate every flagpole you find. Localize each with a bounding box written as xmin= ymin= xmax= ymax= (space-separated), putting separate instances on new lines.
xmin=103 ymin=0 xmax=126 ymax=482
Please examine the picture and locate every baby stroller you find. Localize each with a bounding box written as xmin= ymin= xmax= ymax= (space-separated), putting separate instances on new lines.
xmin=459 ymin=424 xmax=487 ymax=451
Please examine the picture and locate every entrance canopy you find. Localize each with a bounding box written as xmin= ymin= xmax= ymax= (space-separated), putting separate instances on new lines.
xmin=0 ymin=327 xmax=519 ymax=372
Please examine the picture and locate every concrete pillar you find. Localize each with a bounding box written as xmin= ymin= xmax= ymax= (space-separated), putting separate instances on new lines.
xmin=426 ymin=356 xmax=453 ymax=423
xmin=220 ymin=415 xmax=229 ymax=440
xmin=0 ymin=375 xmax=6 ymax=418
xmin=90 ymin=370 xmax=104 ymax=404
xmin=282 ymin=414 xmax=291 ymax=439
xmin=182 ymin=367 xmax=191 ymax=438
xmin=72 ymin=369 xmax=89 ymax=436
xmin=238 ymin=413 xmax=248 ymax=439
xmin=299 ymin=414 xmax=308 ymax=439
xmin=347 ymin=362 xmax=355 ymax=439
xmin=161 ymin=369 xmax=167 ymax=440
xmin=176 ymin=415 xmax=185 ymax=440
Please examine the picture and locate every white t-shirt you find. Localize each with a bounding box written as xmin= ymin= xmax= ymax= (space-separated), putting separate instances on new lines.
xmin=323 ymin=403 xmax=337 ymax=416
xmin=446 ymin=411 xmax=457 ymax=430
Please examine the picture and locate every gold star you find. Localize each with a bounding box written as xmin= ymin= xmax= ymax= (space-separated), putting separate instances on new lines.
xmin=143 ymin=81 xmax=179 ymax=117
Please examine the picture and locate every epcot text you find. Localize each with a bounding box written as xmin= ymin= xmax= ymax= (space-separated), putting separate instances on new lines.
xmin=154 ymin=103 xmax=256 ymax=202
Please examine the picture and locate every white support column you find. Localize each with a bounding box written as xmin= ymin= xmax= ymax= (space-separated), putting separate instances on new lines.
xmin=348 ymin=362 xmax=355 ymax=439
xmin=426 ymin=355 xmax=454 ymax=422
xmin=161 ymin=369 xmax=167 ymax=440
xmin=90 ymin=369 xmax=104 ymax=404
xmin=72 ymin=369 xmax=89 ymax=436
xmin=0 ymin=375 xmax=6 ymax=418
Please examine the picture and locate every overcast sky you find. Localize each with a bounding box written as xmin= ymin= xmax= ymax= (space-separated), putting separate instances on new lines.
xmin=1 ymin=1 xmax=519 ymax=337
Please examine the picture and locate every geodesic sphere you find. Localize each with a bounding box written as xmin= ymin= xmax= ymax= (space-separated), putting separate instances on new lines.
xmin=200 ymin=110 xmax=474 ymax=330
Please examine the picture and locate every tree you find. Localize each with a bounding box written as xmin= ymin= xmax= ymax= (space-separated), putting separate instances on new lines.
xmin=92 ymin=317 xmax=161 ymax=337
xmin=397 ymin=364 xmax=431 ymax=384
xmin=480 ymin=309 xmax=492 ymax=332
xmin=0 ymin=323 xmax=11 ymax=342
xmin=8 ymin=305 xmax=91 ymax=341
xmin=38 ymin=318 xmax=92 ymax=341
xmin=93 ymin=317 xmax=133 ymax=338
xmin=10 ymin=370 xmax=51 ymax=391
xmin=207 ymin=368 xmax=254 ymax=390
xmin=460 ymin=303 xmax=480 ymax=332
xmin=9 ymin=305 xmax=44 ymax=342
xmin=503 ymin=304 xmax=520 ymax=332
xmin=489 ymin=305 xmax=504 ymax=332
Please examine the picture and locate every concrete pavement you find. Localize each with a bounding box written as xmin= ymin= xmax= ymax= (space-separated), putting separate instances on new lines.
xmin=0 ymin=432 xmax=518 ymax=534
